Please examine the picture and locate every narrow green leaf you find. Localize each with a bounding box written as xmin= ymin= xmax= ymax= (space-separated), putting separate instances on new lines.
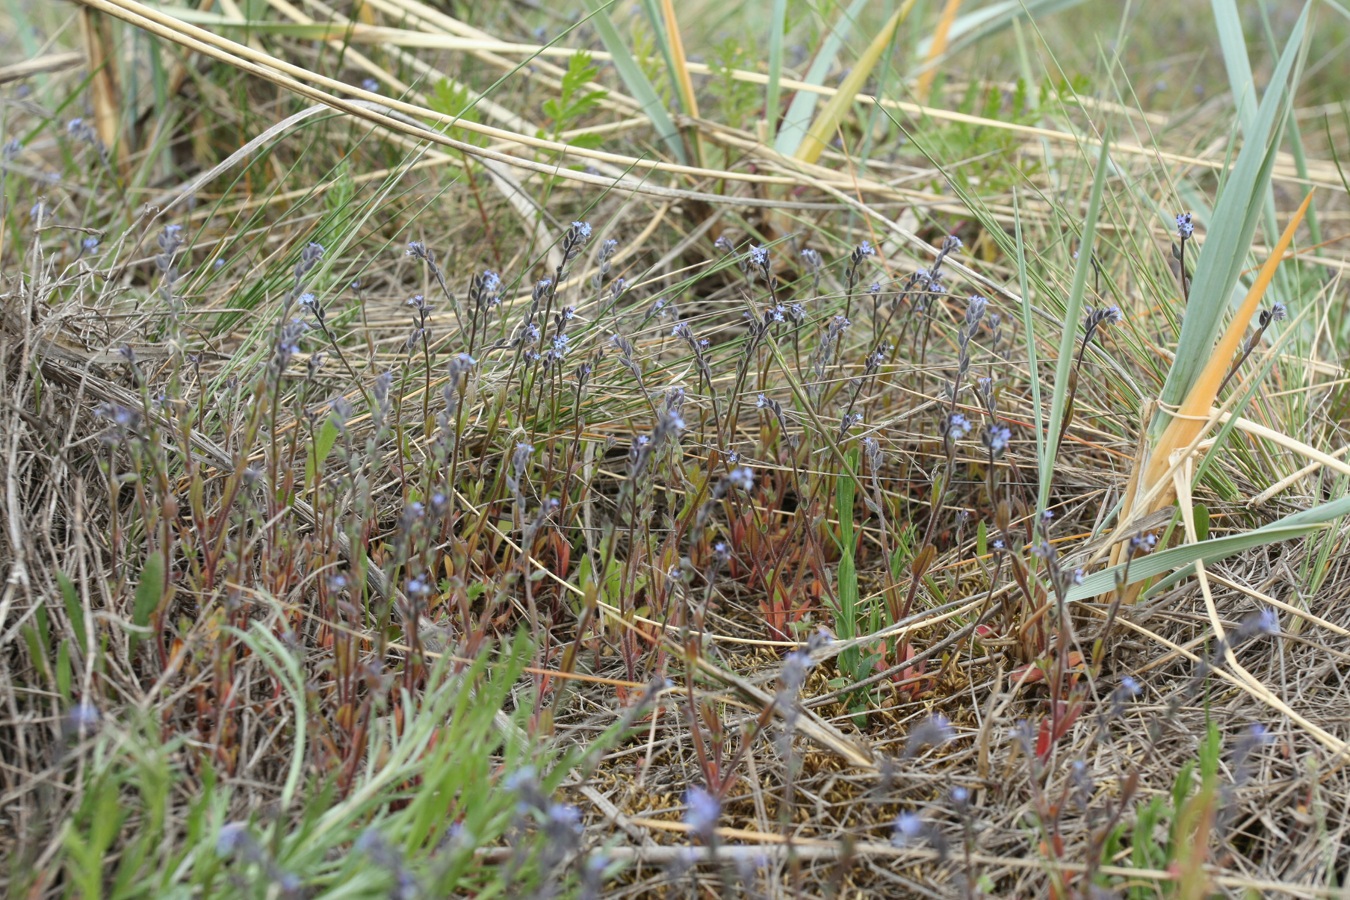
xmin=58 ymin=569 xmax=85 ymax=641
xmin=1210 ymin=0 xmax=1259 ymax=132
xmin=1154 ymin=3 xmax=1309 ymax=437
xmin=913 ymin=0 xmax=1090 ymax=63
xmin=1068 ymin=490 xmax=1350 ymax=603
xmin=56 ymin=642 xmax=72 ymax=700
xmin=773 ymin=0 xmax=869 ymax=158
xmin=1040 ymin=134 xmax=1112 ymax=512
xmin=131 ymin=552 xmax=165 ymax=652
xmin=582 ymin=0 xmax=686 ymax=164
xmin=1013 ymin=189 xmax=1045 ymax=476
xmin=1193 ymin=504 xmax=1210 ymax=542
xmin=232 ymin=623 xmax=307 ymax=812
xmin=306 ymin=416 xmax=342 ymax=489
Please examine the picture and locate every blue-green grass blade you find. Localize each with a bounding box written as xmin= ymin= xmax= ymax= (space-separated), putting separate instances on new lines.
xmin=773 ymin=0 xmax=869 ymax=158
xmin=1012 ymin=190 xmax=1045 ymax=476
xmin=1154 ymin=3 xmax=1308 ymax=438
xmin=913 ymin=0 xmax=1090 ymax=64
xmin=1067 ymin=494 xmax=1350 ymax=603
xmin=1040 ymin=134 xmax=1112 ymax=513
xmin=582 ymin=0 xmax=686 ymax=164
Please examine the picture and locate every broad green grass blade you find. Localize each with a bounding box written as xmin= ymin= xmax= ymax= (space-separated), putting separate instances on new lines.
xmin=1067 ymin=492 xmax=1350 ymax=602
xmin=773 ymin=0 xmax=869 ymax=158
xmin=1039 ymin=134 xmax=1111 ymax=513
xmin=1013 ymin=190 xmax=1045 ymax=476
xmin=794 ymin=2 xmax=912 ymax=165
xmin=1153 ymin=2 xmax=1308 ymax=439
xmin=582 ymin=0 xmax=686 ymax=164
xmin=1211 ymin=0 xmax=1260 ymax=131
xmin=913 ymin=0 xmax=1090 ymax=62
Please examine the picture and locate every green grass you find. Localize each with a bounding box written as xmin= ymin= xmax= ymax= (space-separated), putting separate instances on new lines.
xmin=3 ymin=0 xmax=1350 ymax=897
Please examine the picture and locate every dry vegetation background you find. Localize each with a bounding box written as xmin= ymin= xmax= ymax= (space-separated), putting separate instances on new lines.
xmin=2 ymin=0 xmax=1350 ymax=897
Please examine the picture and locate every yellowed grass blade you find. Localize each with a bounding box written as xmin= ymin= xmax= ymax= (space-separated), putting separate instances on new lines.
xmin=915 ymin=0 xmax=961 ymax=104
xmin=794 ymin=1 xmax=915 ymax=166
xmin=1142 ymin=191 xmax=1313 ymax=496
xmin=1108 ymin=193 xmax=1312 ymax=582
xmin=1173 ymin=456 xmax=1347 ymax=757
xmin=79 ymin=9 xmax=125 ymax=167
xmin=659 ymin=0 xmax=699 ymax=120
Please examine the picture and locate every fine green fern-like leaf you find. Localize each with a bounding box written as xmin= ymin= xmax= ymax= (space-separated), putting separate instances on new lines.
xmin=541 ymin=50 xmax=608 ymax=144
xmin=428 ymin=78 xmax=487 ymax=147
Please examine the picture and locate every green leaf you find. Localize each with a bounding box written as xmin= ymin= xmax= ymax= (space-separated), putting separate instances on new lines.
xmin=131 ymin=552 xmax=166 ymax=653
xmin=773 ymin=0 xmax=869 ymax=158
xmin=567 ymin=132 xmax=606 ymax=150
xmin=1192 ymin=503 xmax=1210 ymax=542
xmin=56 ymin=642 xmax=72 ymax=700
xmin=305 ymin=417 xmax=341 ymax=489
xmin=1068 ymin=489 xmax=1350 ymax=602
xmin=1153 ymin=3 xmax=1309 ymax=439
xmin=428 ymin=78 xmax=486 ymax=146
xmin=1013 ymin=190 xmax=1045 ymax=473
xmin=764 ymin=0 xmax=788 ymax=138
xmin=581 ymin=0 xmax=686 ymax=163
xmin=58 ymin=569 xmax=85 ymax=640
xmin=1040 ymin=134 xmax=1112 ymax=512
xmin=543 ymin=50 xmax=607 ymax=135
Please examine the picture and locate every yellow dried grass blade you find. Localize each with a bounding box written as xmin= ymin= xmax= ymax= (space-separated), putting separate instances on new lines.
xmin=915 ymin=0 xmax=961 ymax=104
xmin=794 ymin=1 xmax=914 ymax=166
xmin=79 ymin=9 xmax=125 ymax=166
xmin=1143 ymin=190 xmax=1313 ymax=493
xmin=658 ymin=0 xmax=699 ymax=120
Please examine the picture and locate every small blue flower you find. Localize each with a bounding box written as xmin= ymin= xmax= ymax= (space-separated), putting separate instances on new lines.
xmin=984 ymin=424 xmax=1012 ymax=455
xmin=216 ymin=822 xmax=250 ymax=857
xmin=945 ymin=413 xmax=971 ymax=441
xmin=684 ymin=786 xmax=720 ymax=838
xmin=1176 ymin=212 xmax=1194 ymax=240
xmin=892 ymin=812 xmax=924 ymax=844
